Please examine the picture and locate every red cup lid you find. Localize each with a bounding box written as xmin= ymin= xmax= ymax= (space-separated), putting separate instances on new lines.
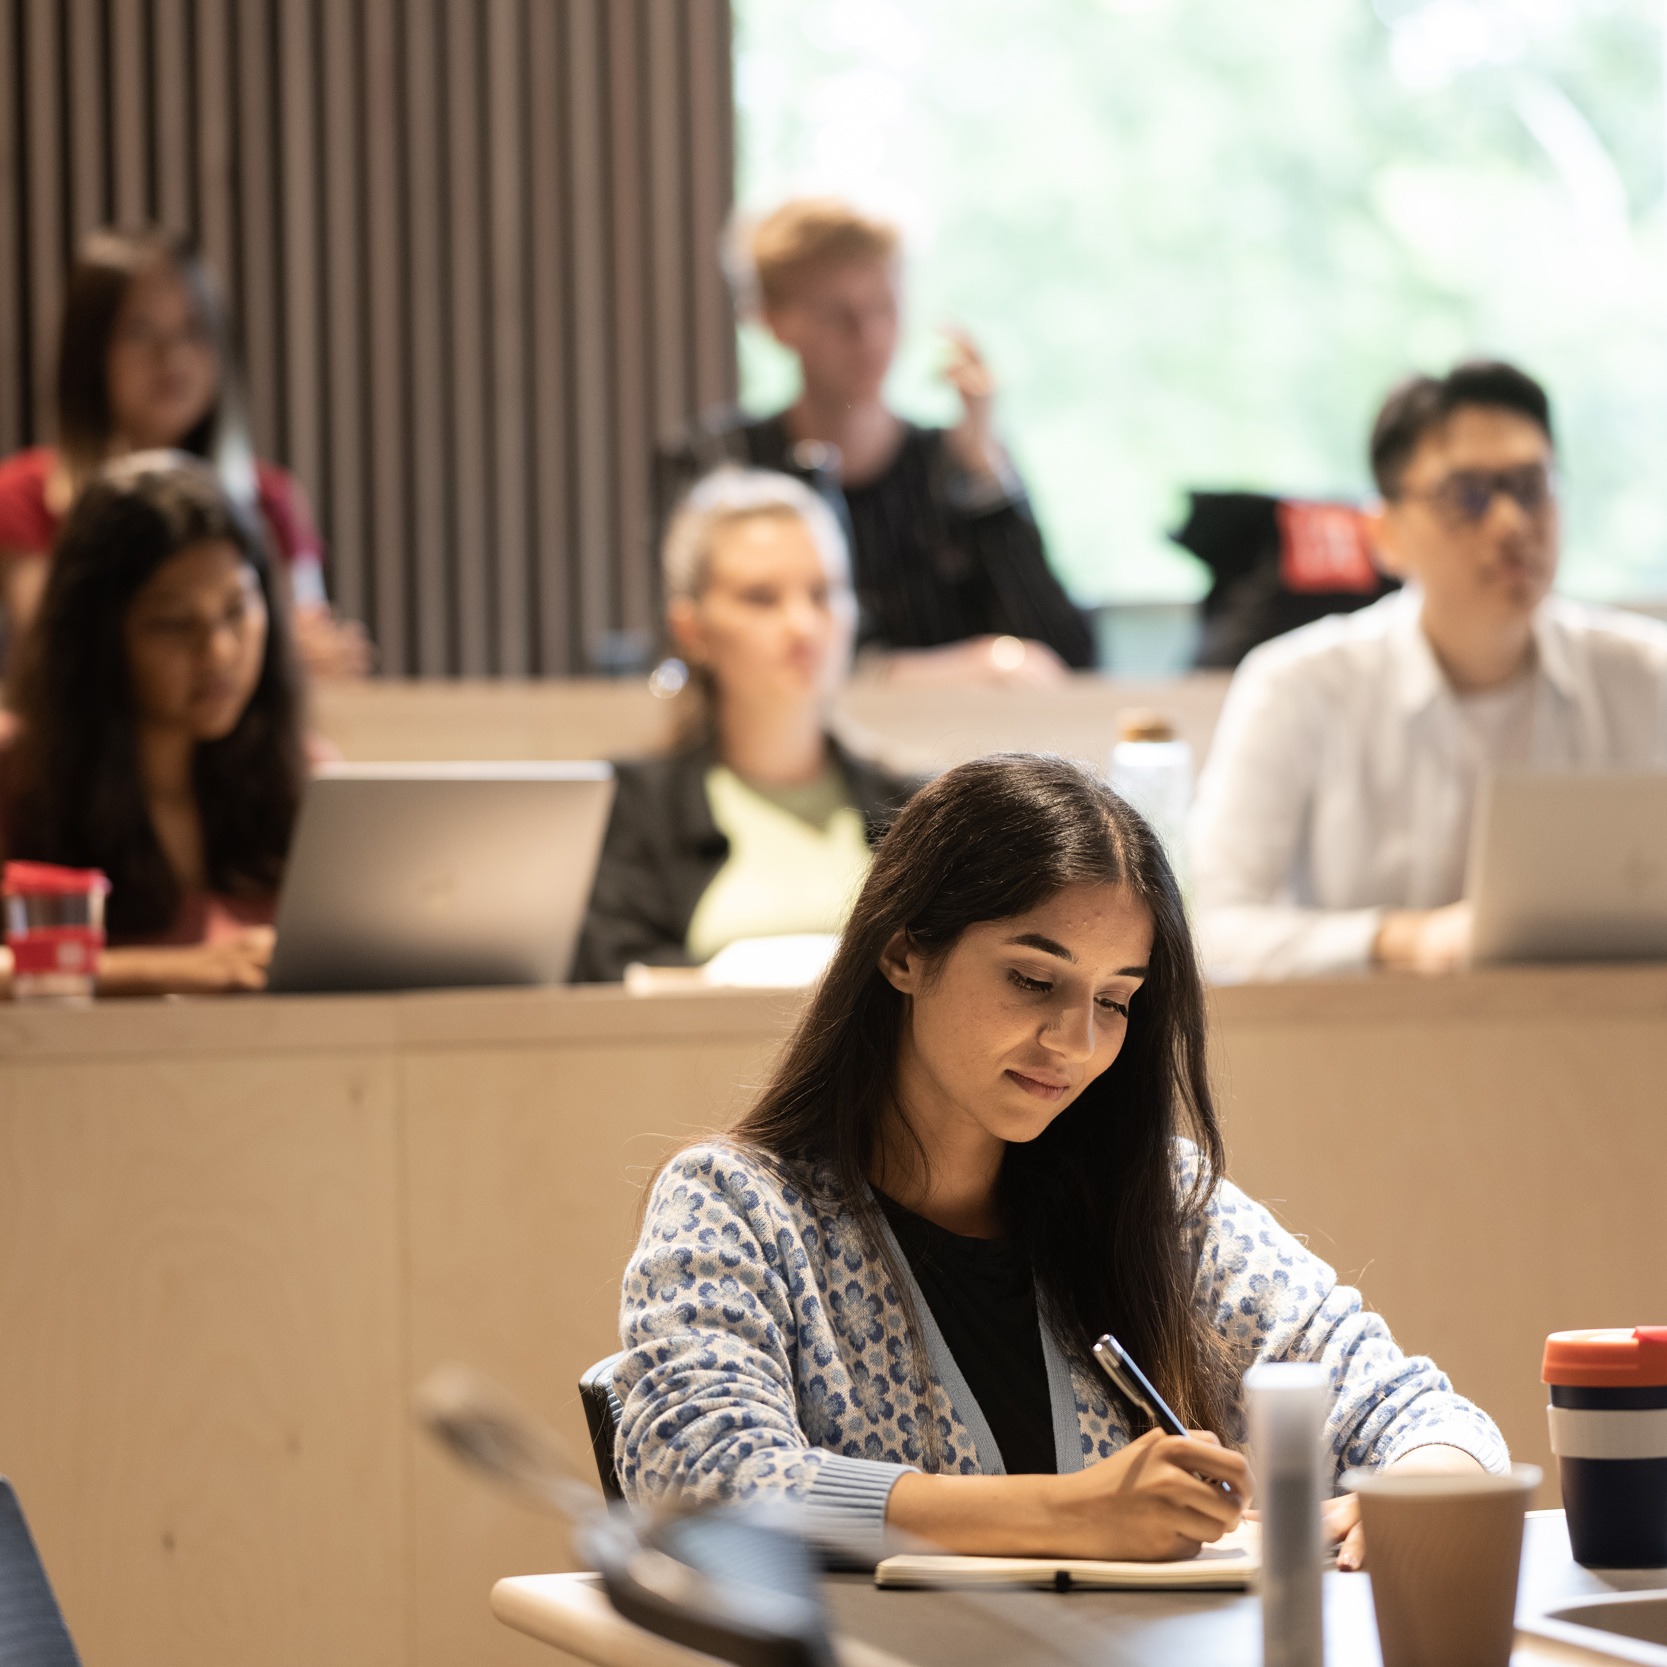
xmin=1543 ymin=1327 xmax=1667 ymax=1387
xmin=1 ymin=861 xmax=111 ymax=898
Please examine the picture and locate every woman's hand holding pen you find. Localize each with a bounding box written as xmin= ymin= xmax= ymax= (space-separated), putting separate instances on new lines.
xmin=1056 ymin=1428 xmax=1249 ymax=1560
xmin=886 ymin=1427 xmax=1248 ymax=1561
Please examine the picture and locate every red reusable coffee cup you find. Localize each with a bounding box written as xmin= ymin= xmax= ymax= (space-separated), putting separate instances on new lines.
xmin=1543 ymin=1328 xmax=1667 ymax=1568
xmin=2 ymin=860 xmax=110 ymax=1000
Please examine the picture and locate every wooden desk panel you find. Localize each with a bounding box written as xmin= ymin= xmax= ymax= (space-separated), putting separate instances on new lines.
xmin=1211 ymin=965 xmax=1667 ymax=1510
xmin=312 ymin=680 xmax=674 ymax=766
xmin=0 ymin=987 xmax=797 ymax=1667
xmin=0 ymin=968 xmax=1659 ymax=1666
xmin=0 ymin=1047 xmax=408 ymax=1667
xmin=311 ymin=674 xmax=1231 ymax=773
xmin=399 ymin=1000 xmax=796 ymax=1667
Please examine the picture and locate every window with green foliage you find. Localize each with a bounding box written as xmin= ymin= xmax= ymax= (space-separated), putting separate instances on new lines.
xmin=734 ymin=0 xmax=1667 ymax=607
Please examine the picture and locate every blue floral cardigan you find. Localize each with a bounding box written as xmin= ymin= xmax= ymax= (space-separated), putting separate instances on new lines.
xmin=615 ymin=1141 xmax=1506 ymax=1557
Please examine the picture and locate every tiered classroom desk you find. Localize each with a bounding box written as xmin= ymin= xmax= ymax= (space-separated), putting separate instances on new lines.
xmin=310 ymin=672 xmax=1233 ymax=770
xmin=4 ymin=970 xmax=1662 ymax=1667
xmin=1 ymin=678 xmax=1661 ymax=1667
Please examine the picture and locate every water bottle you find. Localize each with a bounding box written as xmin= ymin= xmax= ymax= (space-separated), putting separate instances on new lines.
xmin=1107 ymin=712 xmax=1193 ymax=882
xmin=1246 ymin=1362 xmax=1329 ymax=1667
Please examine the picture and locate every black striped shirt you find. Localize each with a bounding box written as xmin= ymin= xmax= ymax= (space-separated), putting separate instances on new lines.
xmin=658 ymin=410 xmax=1095 ymax=667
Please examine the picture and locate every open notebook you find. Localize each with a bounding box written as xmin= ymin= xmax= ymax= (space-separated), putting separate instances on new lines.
xmin=875 ymin=1521 xmax=1263 ymax=1591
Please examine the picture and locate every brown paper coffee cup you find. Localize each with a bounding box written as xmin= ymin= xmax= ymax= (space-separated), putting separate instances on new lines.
xmin=1343 ymin=1464 xmax=1541 ymax=1667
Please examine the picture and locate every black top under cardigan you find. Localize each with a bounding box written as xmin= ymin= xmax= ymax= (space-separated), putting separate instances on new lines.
xmin=657 ymin=411 xmax=1095 ymax=669
xmin=875 ymin=1191 xmax=1055 ymax=1475
xmin=570 ymin=737 xmax=921 ymax=984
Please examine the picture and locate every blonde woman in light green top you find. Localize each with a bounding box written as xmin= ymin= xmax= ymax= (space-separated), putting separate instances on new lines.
xmin=573 ymin=469 xmax=921 ymax=982
xmin=683 ymin=765 xmax=875 ymax=961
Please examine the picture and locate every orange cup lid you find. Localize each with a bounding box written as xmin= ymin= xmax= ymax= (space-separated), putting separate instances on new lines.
xmin=1543 ymin=1327 xmax=1667 ymax=1387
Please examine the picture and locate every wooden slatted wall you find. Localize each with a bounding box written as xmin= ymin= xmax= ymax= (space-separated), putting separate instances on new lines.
xmin=0 ymin=0 xmax=736 ymax=675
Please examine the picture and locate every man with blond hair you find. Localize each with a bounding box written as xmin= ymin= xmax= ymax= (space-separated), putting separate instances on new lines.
xmin=661 ymin=198 xmax=1093 ymax=683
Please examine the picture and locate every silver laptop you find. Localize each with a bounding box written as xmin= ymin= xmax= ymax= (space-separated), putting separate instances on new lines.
xmin=267 ymin=762 xmax=615 ymax=993
xmin=1469 ymin=770 xmax=1667 ymax=964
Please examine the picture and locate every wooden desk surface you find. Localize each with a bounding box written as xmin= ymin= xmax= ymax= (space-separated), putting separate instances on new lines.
xmin=493 ymin=1513 xmax=1661 ymax=1667
xmin=0 ymin=978 xmax=796 ymax=1058
xmin=311 ymin=673 xmax=1233 ymax=773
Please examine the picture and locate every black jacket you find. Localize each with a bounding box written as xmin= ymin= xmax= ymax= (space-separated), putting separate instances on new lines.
xmin=657 ymin=411 xmax=1096 ymax=668
xmin=1171 ymin=490 xmax=1397 ymax=669
xmin=571 ymin=738 xmax=922 ymax=983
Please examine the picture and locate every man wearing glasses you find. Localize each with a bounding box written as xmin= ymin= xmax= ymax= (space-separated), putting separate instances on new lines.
xmin=1191 ymin=360 xmax=1667 ymax=981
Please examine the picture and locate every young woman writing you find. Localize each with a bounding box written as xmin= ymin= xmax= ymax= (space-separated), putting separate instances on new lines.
xmin=614 ymin=755 xmax=1505 ymax=1566
xmin=0 ymin=227 xmax=367 ymax=677
xmin=2 ymin=453 xmax=304 ymax=994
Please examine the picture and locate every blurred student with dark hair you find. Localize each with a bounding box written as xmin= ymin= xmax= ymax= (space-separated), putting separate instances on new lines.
xmin=1192 ymin=359 xmax=1667 ymax=982
xmin=574 ymin=467 xmax=919 ymax=983
xmin=661 ymin=198 xmax=1094 ymax=683
xmin=0 ymin=227 xmax=367 ymax=677
xmin=2 ymin=453 xmax=304 ymax=994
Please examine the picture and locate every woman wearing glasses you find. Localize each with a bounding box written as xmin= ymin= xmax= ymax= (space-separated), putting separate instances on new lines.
xmin=1191 ymin=358 xmax=1667 ymax=983
xmin=0 ymin=228 xmax=368 ymax=677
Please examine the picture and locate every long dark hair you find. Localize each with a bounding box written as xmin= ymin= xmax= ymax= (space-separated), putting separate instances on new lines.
xmin=7 ymin=454 xmax=304 ymax=939
xmin=731 ymin=754 xmax=1237 ymax=1441
xmin=55 ymin=227 xmax=256 ymax=501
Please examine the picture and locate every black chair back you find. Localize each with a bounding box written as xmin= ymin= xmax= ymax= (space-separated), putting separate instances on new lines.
xmin=578 ymin=1352 xmax=627 ymax=1501
xmin=0 ymin=1479 xmax=81 ymax=1666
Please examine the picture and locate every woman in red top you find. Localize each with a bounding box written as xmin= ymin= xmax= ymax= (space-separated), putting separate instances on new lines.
xmin=0 ymin=227 xmax=367 ymax=677
xmin=3 ymin=453 xmax=304 ymax=993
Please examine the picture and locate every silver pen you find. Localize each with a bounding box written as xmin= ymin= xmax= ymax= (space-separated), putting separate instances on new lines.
xmin=1092 ymin=1331 xmax=1235 ymax=1495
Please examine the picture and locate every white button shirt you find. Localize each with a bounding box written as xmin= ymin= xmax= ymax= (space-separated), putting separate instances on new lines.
xmin=1190 ymin=588 xmax=1667 ymax=982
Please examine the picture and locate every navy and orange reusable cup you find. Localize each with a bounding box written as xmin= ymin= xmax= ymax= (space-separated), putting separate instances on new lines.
xmin=1544 ymin=1327 xmax=1667 ymax=1568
